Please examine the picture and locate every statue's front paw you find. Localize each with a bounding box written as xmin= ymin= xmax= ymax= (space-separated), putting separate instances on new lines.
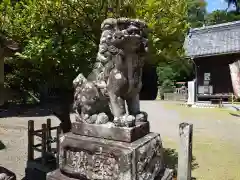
xmin=125 ymin=115 xmax=136 ymax=127
xmin=114 ymin=115 xmax=136 ymax=127
xmin=83 ymin=113 xmax=109 ymax=124
xmin=95 ymin=113 xmax=109 ymax=124
xmin=83 ymin=114 xmax=97 ymax=124
xmin=136 ymin=111 xmax=148 ymax=122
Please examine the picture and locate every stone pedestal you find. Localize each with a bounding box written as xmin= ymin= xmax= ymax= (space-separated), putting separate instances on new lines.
xmin=46 ymin=118 xmax=173 ymax=180
xmin=71 ymin=121 xmax=150 ymax=142
xmin=60 ymin=132 xmax=164 ymax=180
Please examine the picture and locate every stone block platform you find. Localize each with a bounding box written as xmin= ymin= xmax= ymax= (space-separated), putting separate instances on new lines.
xmin=47 ymin=132 xmax=170 ymax=180
xmin=47 ymin=167 xmax=173 ymax=180
xmin=71 ymin=121 xmax=150 ymax=142
xmin=58 ymin=132 xmax=164 ymax=180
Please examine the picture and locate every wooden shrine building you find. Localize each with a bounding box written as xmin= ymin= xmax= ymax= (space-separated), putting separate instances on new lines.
xmin=184 ymin=21 xmax=240 ymax=101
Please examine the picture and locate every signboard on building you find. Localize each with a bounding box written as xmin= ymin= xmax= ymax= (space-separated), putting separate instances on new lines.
xmin=204 ymin=73 xmax=211 ymax=81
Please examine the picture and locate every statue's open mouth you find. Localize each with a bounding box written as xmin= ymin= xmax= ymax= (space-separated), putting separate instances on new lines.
xmin=112 ymin=25 xmax=142 ymax=49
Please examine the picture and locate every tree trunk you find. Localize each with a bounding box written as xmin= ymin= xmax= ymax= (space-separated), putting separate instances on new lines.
xmin=0 ymin=52 xmax=4 ymax=106
xmin=51 ymin=88 xmax=73 ymax=133
xmin=140 ymin=63 xmax=158 ymax=100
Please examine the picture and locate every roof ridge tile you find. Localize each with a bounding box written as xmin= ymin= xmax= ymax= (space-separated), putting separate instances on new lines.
xmin=190 ymin=20 xmax=240 ymax=34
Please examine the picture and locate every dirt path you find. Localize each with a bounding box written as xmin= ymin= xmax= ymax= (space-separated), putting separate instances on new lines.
xmin=0 ymin=101 xmax=240 ymax=179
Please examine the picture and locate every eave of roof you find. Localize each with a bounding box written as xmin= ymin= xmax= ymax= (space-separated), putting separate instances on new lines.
xmin=189 ymin=20 xmax=240 ymax=34
xmin=186 ymin=50 xmax=240 ymax=59
xmin=184 ymin=20 xmax=240 ymax=58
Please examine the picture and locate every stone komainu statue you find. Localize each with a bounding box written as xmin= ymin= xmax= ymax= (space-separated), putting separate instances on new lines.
xmin=73 ymin=18 xmax=149 ymax=127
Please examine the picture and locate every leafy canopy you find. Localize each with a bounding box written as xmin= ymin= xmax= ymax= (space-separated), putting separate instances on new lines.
xmin=0 ymin=0 xmax=190 ymax=98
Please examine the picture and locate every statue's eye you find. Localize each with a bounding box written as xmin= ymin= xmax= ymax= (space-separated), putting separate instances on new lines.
xmin=104 ymin=24 xmax=113 ymax=30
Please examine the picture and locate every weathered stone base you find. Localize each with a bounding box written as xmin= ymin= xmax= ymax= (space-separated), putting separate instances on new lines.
xmin=55 ymin=132 xmax=165 ymax=180
xmin=71 ymin=121 xmax=149 ymax=142
xmin=47 ymin=168 xmax=174 ymax=180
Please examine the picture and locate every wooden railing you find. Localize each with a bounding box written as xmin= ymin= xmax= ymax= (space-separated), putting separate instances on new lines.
xmin=27 ymin=119 xmax=61 ymax=166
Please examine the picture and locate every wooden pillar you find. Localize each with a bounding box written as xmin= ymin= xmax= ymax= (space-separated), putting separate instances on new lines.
xmin=177 ymin=123 xmax=193 ymax=180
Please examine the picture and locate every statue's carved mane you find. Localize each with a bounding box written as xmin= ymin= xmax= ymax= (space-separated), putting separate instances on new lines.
xmin=87 ymin=18 xmax=149 ymax=82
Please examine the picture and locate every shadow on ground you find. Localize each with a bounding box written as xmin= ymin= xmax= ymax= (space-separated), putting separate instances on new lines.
xmin=0 ymin=104 xmax=52 ymax=117
xmin=164 ymin=148 xmax=199 ymax=179
xmin=0 ymin=104 xmax=74 ymax=118
xmin=0 ymin=141 xmax=6 ymax=150
xmin=229 ymin=112 xmax=240 ymax=117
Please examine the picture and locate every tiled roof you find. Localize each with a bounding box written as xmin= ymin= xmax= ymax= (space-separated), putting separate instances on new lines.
xmin=184 ymin=21 xmax=240 ymax=58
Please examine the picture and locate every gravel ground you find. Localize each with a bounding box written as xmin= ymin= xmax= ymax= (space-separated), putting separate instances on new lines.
xmin=142 ymin=101 xmax=240 ymax=143
xmin=0 ymin=101 xmax=240 ymax=179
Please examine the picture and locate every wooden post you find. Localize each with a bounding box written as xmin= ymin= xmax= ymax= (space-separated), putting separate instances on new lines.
xmin=28 ymin=120 xmax=34 ymax=161
xmin=177 ymin=123 xmax=193 ymax=180
xmin=46 ymin=118 xmax=51 ymax=152
xmin=41 ymin=123 xmax=47 ymax=165
xmin=56 ymin=126 xmax=61 ymax=168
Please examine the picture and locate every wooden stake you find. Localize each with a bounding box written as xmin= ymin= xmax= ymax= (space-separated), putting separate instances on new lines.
xmin=46 ymin=118 xmax=51 ymax=152
xmin=41 ymin=123 xmax=47 ymax=164
xmin=177 ymin=123 xmax=193 ymax=180
xmin=56 ymin=126 xmax=61 ymax=168
xmin=28 ymin=120 xmax=34 ymax=161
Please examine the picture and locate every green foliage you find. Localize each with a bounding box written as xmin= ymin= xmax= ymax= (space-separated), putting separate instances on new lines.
xmin=156 ymin=59 xmax=192 ymax=93
xmin=136 ymin=0 xmax=189 ymax=64
xmin=157 ymin=65 xmax=178 ymax=85
xmin=3 ymin=0 xmax=240 ymax=104
xmin=1 ymin=0 xmax=99 ymax=93
xmin=135 ymin=0 xmax=191 ymax=88
xmin=187 ymin=0 xmax=207 ymax=28
xmin=205 ymin=10 xmax=240 ymax=25
xmin=1 ymin=0 xmax=136 ymax=95
xmin=161 ymin=79 xmax=175 ymax=93
xmin=186 ymin=0 xmax=240 ymax=28
xmin=0 ymin=0 xmax=191 ymax=101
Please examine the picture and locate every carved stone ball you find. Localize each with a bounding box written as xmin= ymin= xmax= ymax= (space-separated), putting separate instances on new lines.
xmin=113 ymin=115 xmax=135 ymax=127
xmin=86 ymin=114 xmax=97 ymax=124
xmin=105 ymin=122 xmax=115 ymax=128
xmin=125 ymin=115 xmax=136 ymax=127
xmin=95 ymin=113 xmax=109 ymax=124
xmin=136 ymin=111 xmax=148 ymax=122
